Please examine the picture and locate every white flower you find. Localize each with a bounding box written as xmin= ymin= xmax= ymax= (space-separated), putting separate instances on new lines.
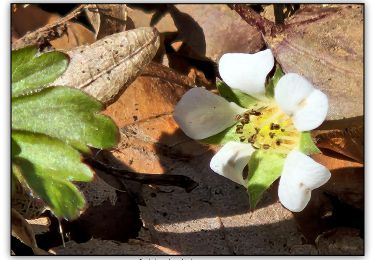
xmin=173 ymin=49 xmax=331 ymax=212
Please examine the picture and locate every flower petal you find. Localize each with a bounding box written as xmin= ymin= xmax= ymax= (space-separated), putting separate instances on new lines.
xmin=278 ymin=150 xmax=331 ymax=212
xmin=218 ymin=49 xmax=274 ymax=96
xmin=278 ymin=176 xmax=311 ymax=212
xmin=274 ymin=73 xmax=314 ymax=115
xmin=292 ymin=89 xmax=329 ymax=131
xmin=210 ymin=141 xmax=255 ymax=187
xmin=173 ymin=87 xmax=246 ymax=140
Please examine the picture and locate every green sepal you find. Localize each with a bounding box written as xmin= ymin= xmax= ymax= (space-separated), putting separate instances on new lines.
xmin=265 ymin=64 xmax=284 ymax=98
xmin=200 ymin=123 xmax=240 ymax=145
xmin=216 ymin=79 xmax=258 ymax=107
xmin=12 ymin=46 xmax=69 ymax=97
xmin=247 ymin=150 xmax=286 ymax=209
xmin=299 ymin=131 xmax=321 ymax=155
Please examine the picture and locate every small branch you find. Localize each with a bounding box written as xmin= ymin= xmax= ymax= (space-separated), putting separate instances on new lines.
xmin=84 ymin=157 xmax=199 ymax=193
xmin=12 ymin=4 xmax=94 ymax=50
xmin=229 ymin=4 xmax=279 ymax=36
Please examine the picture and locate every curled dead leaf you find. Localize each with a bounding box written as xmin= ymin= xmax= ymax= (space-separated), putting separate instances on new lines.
xmin=52 ymin=27 xmax=160 ymax=105
xmin=85 ymin=4 xmax=128 ymax=40
xmin=11 ymin=208 xmax=49 ymax=255
xmin=11 ymin=4 xmax=95 ymax=50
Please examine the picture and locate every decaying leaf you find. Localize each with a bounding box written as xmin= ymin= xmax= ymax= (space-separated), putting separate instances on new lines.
xmin=51 ymin=27 xmax=160 ymax=105
xmin=232 ymin=4 xmax=363 ymax=121
xmin=85 ymin=4 xmax=128 ymax=40
xmin=313 ymin=124 xmax=364 ymax=163
xmin=11 ymin=208 xmax=48 ymax=255
xmin=173 ymin=4 xmax=264 ymax=62
xmin=266 ymin=5 xmax=363 ymax=121
xmin=103 ymin=62 xmax=210 ymax=173
xmin=11 ymin=4 xmax=95 ymax=50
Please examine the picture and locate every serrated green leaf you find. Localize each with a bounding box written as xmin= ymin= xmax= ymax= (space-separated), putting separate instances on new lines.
xmin=12 ymin=46 xmax=69 ymax=97
xmin=265 ymin=64 xmax=284 ymax=98
xmin=12 ymin=86 xmax=119 ymax=151
xmin=299 ymin=131 xmax=321 ymax=155
xmin=216 ymin=79 xmax=258 ymax=108
xmin=12 ymin=130 xmax=93 ymax=219
xmin=247 ymin=151 xmax=286 ymax=209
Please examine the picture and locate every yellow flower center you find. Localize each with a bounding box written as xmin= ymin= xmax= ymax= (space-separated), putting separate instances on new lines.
xmin=235 ymin=102 xmax=300 ymax=154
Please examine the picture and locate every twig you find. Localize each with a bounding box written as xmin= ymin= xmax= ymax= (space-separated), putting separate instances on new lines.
xmin=84 ymin=157 xmax=199 ymax=193
xmin=12 ymin=4 xmax=94 ymax=50
xmin=228 ymin=4 xmax=279 ymax=36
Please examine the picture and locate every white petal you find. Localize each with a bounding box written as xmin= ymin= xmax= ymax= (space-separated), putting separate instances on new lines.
xmin=278 ymin=176 xmax=311 ymax=212
xmin=278 ymin=150 xmax=331 ymax=212
xmin=218 ymin=49 xmax=274 ymax=96
xmin=292 ymin=89 xmax=329 ymax=131
xmin=173 ymin=87 xmax=246 ymax=140
xmin=274 ymin=73 xmax=314 ymax=115
xmin=210 ymin=141 xmax=255 ymax=187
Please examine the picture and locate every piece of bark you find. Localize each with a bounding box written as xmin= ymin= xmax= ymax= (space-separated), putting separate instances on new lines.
xmin=51 ymin=27 xmax=160 ymax=105
xmin=85 ymin=4 xmax=128 ymax=40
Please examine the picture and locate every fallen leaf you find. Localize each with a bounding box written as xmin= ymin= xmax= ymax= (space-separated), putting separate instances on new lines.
xmin=12 ymin=208 xmax=38 ymax=249
xmin=313 ymin=124 xmax=364 ymax=163
xmin=103 ymin=62 xmax=210 ymax=173
xmin=11 ymin=4 xmax=95 ymax=50
xmin=266 ymin=5 xmax=363 ymax=121
xmin=85 ymin=4 xmax=128 ymax=40
xmin=51 ymin=27 xmax=160 ymax=105
xmin=172 ymin=4 xmax=264 ymax=62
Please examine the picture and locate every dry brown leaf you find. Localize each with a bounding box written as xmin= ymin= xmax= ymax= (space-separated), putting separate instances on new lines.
xmin=52 ymin=27 xmax=160 ymax=105
xmin=103 ymin=62 xmax=210 ymax=173
xmin=126 ymin=5 xmax=178 ymax=33
xmin=313 ymin=124 xmax=364 ymax=163
xmin=266 ymin=5 xmax=363 ymax=121
xmin=172 ymin=4 xmax=264 ymax=62
xmin=85 ymin=4 xmax=128 ymax=40
xmin=11 ymin=208 xmax=47 ymax=255
xmin=11 ymin=4 xmax=95 ymax=50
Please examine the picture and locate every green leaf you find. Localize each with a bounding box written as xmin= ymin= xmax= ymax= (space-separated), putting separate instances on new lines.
xmin=12 ymin=46 xmax=69 ymax=97
xmin=299 ymin=131 xmax=321 ymax=155
xmin=12 ymin=86 xmax=119 ymax=151
xmin=265 ymin=64 xmax=284 ymax=98
xmin=216 ymin=79 xmax=258 ymax=108
xmin=12 ymin=130 xmax=93 ymax=219
xmin=200 ymin=123 xmax=240 ymax=145
xmin=247 ymin=151 xmax=286 ymax=209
